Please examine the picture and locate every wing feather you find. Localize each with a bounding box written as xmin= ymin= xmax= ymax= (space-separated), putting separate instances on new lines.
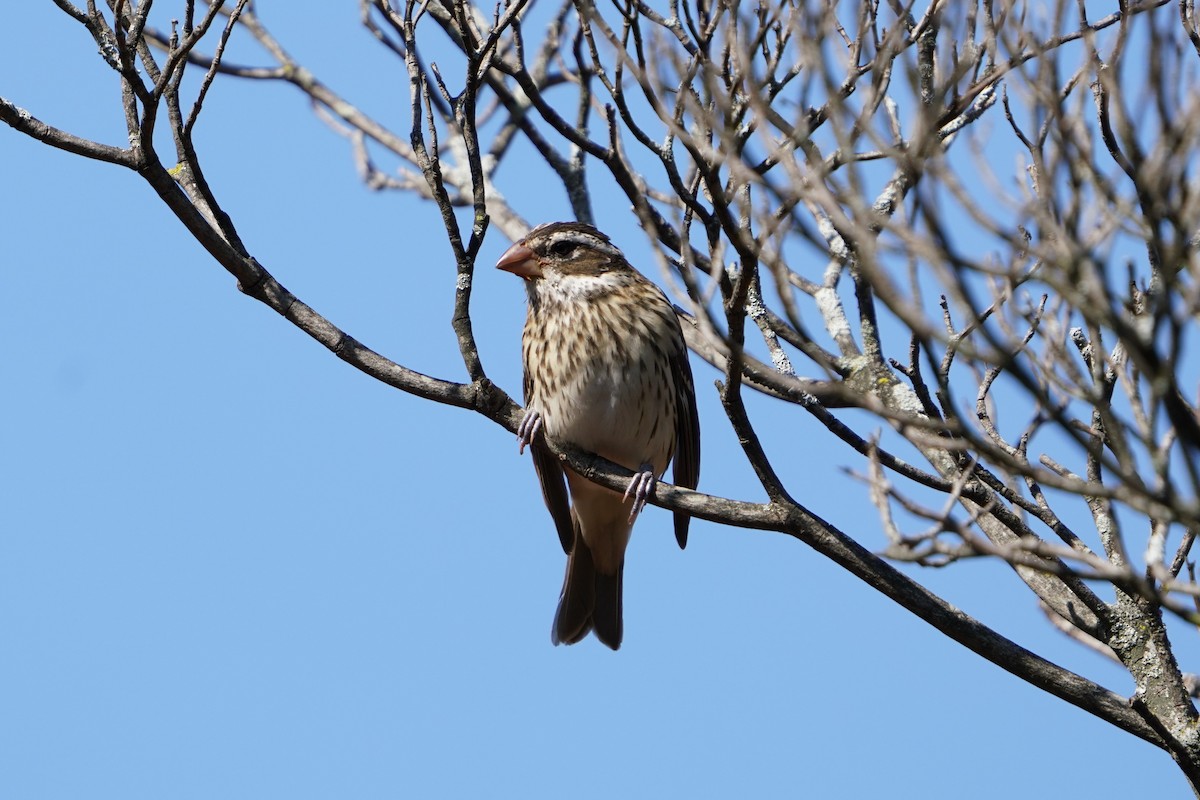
xmin=530 ymin=442 xmax=575 ymax=554
xmin=670 ymin=328 xmax=701 ymax=549
xmin=524 ymin=354 xmax=574 ymax=555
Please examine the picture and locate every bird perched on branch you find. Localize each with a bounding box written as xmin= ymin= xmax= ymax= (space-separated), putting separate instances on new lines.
xmin=496 ymin=221 xmax=701 ymax=650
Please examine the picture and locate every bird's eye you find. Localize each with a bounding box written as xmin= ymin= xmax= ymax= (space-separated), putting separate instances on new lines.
xmin=548 ymin=239 xmax=579 ymax=257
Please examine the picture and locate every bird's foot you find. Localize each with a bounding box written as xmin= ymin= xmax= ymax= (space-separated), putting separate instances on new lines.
xmin=517 ymin=409 xmax=543 ymax=455
xmin=623 ymin=464 xmax=657 ymax=521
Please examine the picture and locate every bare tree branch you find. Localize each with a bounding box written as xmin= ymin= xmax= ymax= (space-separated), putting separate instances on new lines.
xmin=8 ymin=0 xmax=1200 ymax=790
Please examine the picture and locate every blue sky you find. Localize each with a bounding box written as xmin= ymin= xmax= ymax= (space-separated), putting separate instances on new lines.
xmin=0 ymin=3 xmax=1191 ymax=797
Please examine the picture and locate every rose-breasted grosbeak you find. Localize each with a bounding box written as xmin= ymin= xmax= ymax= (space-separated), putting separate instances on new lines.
xmin=497 ymin=221 xmax=701 ymax=650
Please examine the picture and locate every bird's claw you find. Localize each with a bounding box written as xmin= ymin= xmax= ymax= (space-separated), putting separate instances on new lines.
xmin=517 ymin=409 xmax=543 ymax=455
xmin=623 ymin=465 xmax=656 ymax=521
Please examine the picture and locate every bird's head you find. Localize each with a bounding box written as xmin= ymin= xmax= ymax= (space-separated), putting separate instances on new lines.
xmin=495 ymin=222 xmax=629 ymax=283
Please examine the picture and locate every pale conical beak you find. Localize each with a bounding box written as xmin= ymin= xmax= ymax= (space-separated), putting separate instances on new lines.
xmin=495 ymin=242 xmax=543 ymax=279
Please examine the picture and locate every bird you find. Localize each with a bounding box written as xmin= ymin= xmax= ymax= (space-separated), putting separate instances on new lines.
xmin=496 ymin=221 xmax=700 ymax=650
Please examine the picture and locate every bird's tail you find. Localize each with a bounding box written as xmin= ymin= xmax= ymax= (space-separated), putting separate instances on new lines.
xmin=552 ymin=532 xmax=624 ymax=651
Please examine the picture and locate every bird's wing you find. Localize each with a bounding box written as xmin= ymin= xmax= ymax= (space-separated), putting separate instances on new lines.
xmin=525 ymin=364 xmax=575 ymax=555
xmin=671 ymin=329 xmax=701 ymax=550
xmin=530 ymin=442 xmax=575 ymax=554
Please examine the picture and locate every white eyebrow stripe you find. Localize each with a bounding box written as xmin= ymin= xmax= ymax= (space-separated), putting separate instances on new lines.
xmin=538 ymin=228 xmax=621 ymax=258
